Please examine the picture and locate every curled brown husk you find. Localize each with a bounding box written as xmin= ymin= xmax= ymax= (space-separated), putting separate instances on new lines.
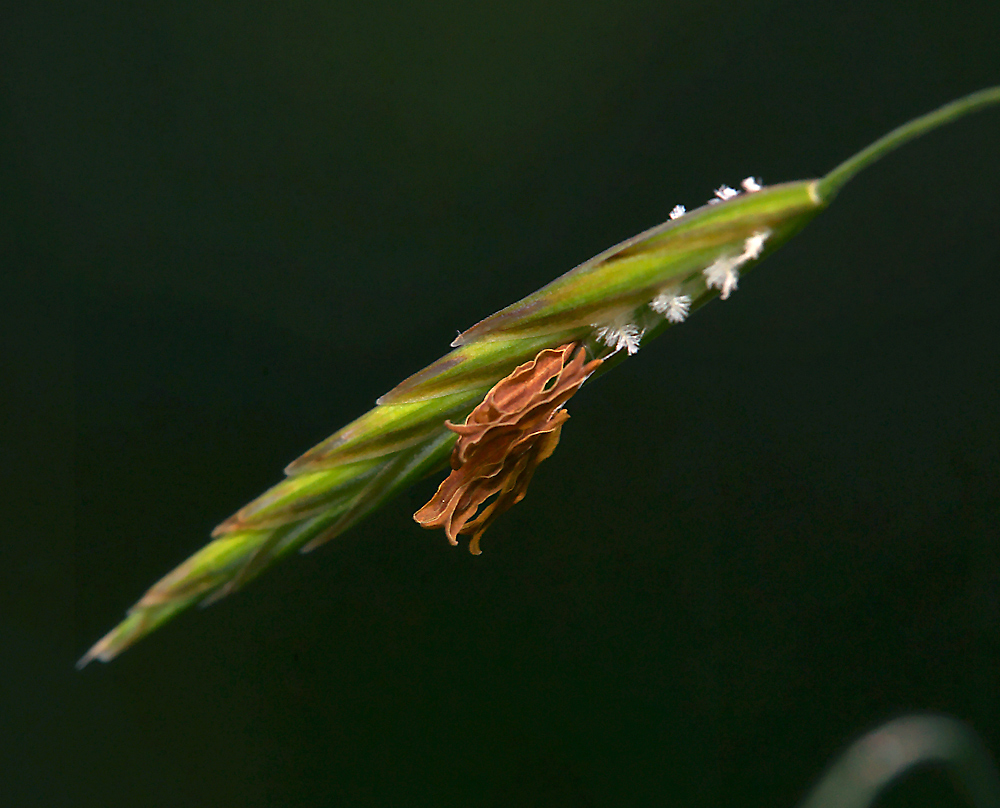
xmin=413 ymin=343 xmax=602 ymax=554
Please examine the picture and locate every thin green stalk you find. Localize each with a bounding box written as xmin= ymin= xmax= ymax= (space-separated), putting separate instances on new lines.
xmin=816 ymin=86 xmax=1000 ymax=201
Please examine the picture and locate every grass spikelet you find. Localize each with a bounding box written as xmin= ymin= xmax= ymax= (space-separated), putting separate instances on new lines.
xmin=78 ymin=87 xmax=1000 ymax=666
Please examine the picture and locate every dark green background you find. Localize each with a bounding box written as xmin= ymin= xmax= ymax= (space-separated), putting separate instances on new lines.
xmin=3 ymin=0 xmax=999 ymax=805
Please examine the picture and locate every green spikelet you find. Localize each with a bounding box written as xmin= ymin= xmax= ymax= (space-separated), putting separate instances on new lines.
xmin=78 ymin=86 xmax=1000 ymax=667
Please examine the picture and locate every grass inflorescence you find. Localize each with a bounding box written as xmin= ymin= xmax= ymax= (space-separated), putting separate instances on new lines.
xmin=79 ymin=86 xmax=1000 ymax=666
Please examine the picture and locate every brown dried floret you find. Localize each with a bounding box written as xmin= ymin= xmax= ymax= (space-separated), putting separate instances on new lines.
xmin=414 ymin=342 xmax=602 ymax=554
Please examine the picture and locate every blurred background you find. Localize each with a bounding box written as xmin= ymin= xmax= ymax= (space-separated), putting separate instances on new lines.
xmin=3 ymin=0 xmax=999 ymax=805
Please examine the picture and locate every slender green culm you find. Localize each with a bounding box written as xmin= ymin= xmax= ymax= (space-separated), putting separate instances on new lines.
xmin=816 ymin=85 xmax=1000 ymax=201
xmin=78 ymin=87 xmax=1000 ymax=667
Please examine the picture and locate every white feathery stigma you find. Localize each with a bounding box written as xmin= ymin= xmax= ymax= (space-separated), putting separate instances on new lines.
xmin=703 ymin=257 xmax=741 ymax=300
xmin=741 ymin=176 xmax=762 ymax=192
xmin=741 ymin=231 xmax=768 ymax=261
xmin=594 ymin=322 xmax=643 ymax=356
xmin=703 ymin=230 xmax=771 ymax=300
xmin=669 ymin=204 xmax=686 ymax=220
xmin=650 ymin=293 xmax=692 ymax=323
xmin=714 ymin=184 xmax=740 ymax=201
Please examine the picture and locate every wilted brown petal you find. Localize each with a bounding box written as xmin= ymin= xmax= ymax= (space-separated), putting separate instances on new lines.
xmin=413 ymin=342 xmax=602 ymax=554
